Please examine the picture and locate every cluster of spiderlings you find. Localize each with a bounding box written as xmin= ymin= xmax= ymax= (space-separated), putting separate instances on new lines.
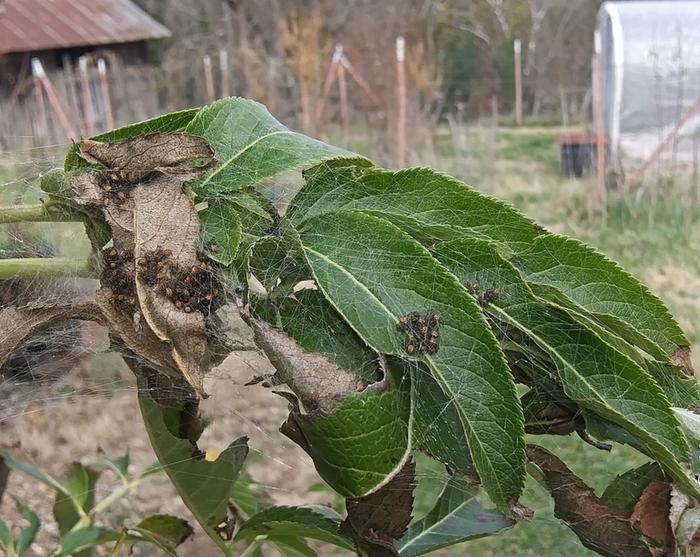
xmin=137 ymin=248 xmax=172 ymax=286
xmin=465 ymin=282 xmax=501 ymax=306
xmin=101 ymin=247 xmax=136 ymax=307
xmin=161 ymin=254 xmax=225 ymax=317
xmin=96 ymin=171 xmax=133 ymax=206
xmin=398 ymin=312 xmax=441 ymax=355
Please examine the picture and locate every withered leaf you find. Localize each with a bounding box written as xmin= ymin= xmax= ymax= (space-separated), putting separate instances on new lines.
xmin=133 ymin=173 xmax=211 ymax=396
xmin=79 ymin=133 xmax=215 ymax=182
xmin=249 ymin=317 xmax=362 ymax=413
xmin=340 ymin=459 xmax=415 ymax=557
xmin=527 ymin=444 xmax=664 ymax=557
xmin=71 ymin=133 xmax=219 ymax=397
xmin=0 ymin=297 xmax=102 ymax=369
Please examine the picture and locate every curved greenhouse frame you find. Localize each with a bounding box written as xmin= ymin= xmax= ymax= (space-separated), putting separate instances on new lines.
xmin=597 ymin=1 xmax=700 ymax=168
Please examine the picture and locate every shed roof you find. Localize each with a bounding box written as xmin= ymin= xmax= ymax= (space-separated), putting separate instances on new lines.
xmin=0 ymin=0 xmax=170 ymax=56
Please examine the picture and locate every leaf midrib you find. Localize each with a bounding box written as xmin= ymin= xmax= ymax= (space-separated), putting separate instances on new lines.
xmin=397 ymin=494 xmax=472 ymax=553
xmin=198 ymin=130 xmax=290 ymax=187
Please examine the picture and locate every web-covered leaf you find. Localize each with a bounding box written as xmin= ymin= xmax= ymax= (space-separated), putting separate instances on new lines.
xmin=397 ymin=476 xmax=514 ymax=557
xmin=287 ymin=164 xmax=690 ymax=373
xmin=183 ymin=97 xmax=370 ymax=199
xmin=295 ymin=209 xmax=525 ymax=509
xmin=429 ymin=238 xmax=697 ymax=497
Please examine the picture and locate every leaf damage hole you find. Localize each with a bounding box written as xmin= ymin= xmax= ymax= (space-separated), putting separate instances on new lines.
xmin=398 ymin=312 xmax=441 ymax=354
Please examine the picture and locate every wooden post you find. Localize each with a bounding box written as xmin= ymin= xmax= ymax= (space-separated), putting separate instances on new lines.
xmin=315 ymin=44 xmax=342 ymax=122
xmin=593 ymin=30 xmax=607 ymax=220
xmin=78 ymin=56 xmax=95 ymax=136
xmin=203 ymin=55 xmax=215 ymax=102
xmin=32 ymin=61 xmax=48 ymax=141
xmin=97 ymin=58 xmax=114 ymax=130
xmin=514 ymin=39 xmax=523 ymax=125
xmin=31 ymin=58 xmax=76 ymax=138
xmin=219 ymin=49 xmax=230 ymax=98
xmin=396 ymin=36 xmax=407 ymax=168
xmin=343 ymin=60 xmax=382 ymax=108
xmin=338 ymin=61 xmax=350 ymax=140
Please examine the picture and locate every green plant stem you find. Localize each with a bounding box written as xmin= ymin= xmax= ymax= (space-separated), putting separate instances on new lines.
xmin=108 ymin=530 xmax=128 ymax=557
xmin=0 ymin=201 xmax=83 ymax=224
xmin=0 ymin=257 xmax=94 ymax=279
xmin=239 ymin=536 xmax=267 ymax=557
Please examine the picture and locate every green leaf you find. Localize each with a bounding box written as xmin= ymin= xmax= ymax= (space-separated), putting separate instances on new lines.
xmin=253 ymin=290 xmax=378 ymax=383
xmin=92 ymin=454 xmax=130 ymax=482
xmin=0 ymin=452 xmax=66 ymax=494
xmin=138 ymin=392 xmax=248 ymax=552
xmin=184 ymin=98 xmax=368 ymax=198
xmin=248 ymin=223 xmax=308 ymax=294
xmin=288 ymin=164 xmax=688 ymax=368
xmin=134 ymin=515 xmax=193 ymax=549
xmin=54 ymin=527 xmax=119 ymax=557
xmin=287 ymin=165 xmax=537 ymax=250
xmin=296 ymin=210 xmax=525 ymax=508
xmin=513 ymin=235 xmax=688 ymax=364
xmin=53 ymin=463 xmax=100 ymax=536
xmin=269 ymin=537 xmax=318 ymax=557
xmin=600 ymin=462 xmax=664 ymax=512
xmin=429 ymin=238 xmax=697 ymax=497
xmin=672 ymin=408 xmax=700 ymax=474
xmin=0 ymin=518 xmax=12 ymax=552
xmin=397 ymin=477 xmax=515 ymax=557
xmin=647 ymin=361 xmax=700 ymax=408
xmin=236 ymin=506 xmax=352 ymax=550
xmin=296 ymin=363 xmax=413 ymax=497
xmin=15 ymin=502 xmax=40 ymax=555
xmin=409 ymin=361 xmax=474 ymax=475
xmin=199 ymin=202 xmax=242 ymax=265
xmin=230 ymin=471 xmax=265 ymax=520
xmin=64 ymin=108 xmax=201 ymax=171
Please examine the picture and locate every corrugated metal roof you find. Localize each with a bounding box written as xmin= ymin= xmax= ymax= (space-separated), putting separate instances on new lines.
xmin=0 ymin=0 xmax=171 ymax=56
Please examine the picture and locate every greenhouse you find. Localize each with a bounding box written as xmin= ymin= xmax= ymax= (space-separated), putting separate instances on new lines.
xmin=597 ymin=0 xmax=700 ymax=169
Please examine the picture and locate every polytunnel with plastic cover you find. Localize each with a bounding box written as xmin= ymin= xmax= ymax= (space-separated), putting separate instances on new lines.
xmin=597 ymin=1 xmax=700 ymax=169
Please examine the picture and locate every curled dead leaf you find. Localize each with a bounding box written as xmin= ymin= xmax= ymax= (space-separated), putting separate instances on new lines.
xmin=340 ymin=459 xmax=415 ymax=557
xmin=70 ymin=133 xmax=220 ymax=397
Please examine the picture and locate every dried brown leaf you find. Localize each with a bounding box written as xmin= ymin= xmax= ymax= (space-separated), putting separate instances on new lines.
xmin=0 ymin=297 xmax=103 ymax=369
xmin=78 ymin=133 xmax=215 ymax=182
xmin=340 ymin=459 xmax=415 ymax=557
xmin=527 ymin=444 xmax=658 ymax=557
xmin=249 ymin=317 xmax=362 ymax=412
xmin=69 ymin=133 xmax=222 ymax=396
xmin=630 ymin=480 xmax=674 ymax=553
xmin=133 ymin=173 xmax=210 ymax=396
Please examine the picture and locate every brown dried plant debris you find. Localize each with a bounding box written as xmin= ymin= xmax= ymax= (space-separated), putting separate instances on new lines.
xmin=78 ymin=133 xmax=216 ymax=183
xmin=249 ymin=317 xmax=364 ymax=413
xmin=0 ymin=297 xmax=104 ymax=370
